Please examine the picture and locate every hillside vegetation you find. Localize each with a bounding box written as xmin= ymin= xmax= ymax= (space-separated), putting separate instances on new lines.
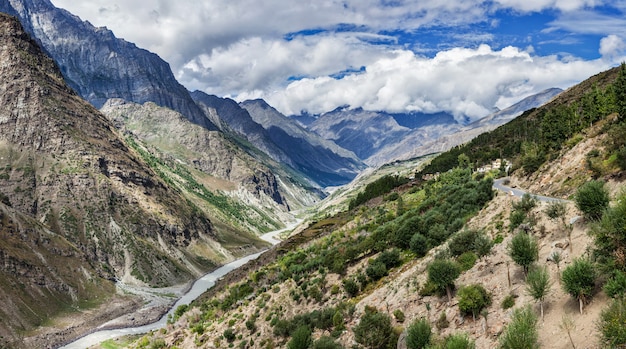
xmin=421 ymin=64 xmax=626 ymax=184
xmin=126 ymin=63 xmax=626 ymax=349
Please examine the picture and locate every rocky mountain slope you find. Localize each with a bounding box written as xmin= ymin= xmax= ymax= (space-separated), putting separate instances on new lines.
xmin=192 ymin=92 xmax=365 ymax=187
xmin=0 ymin=0 xmax=216 ymax=132
xmin=100 ymin=99 xmax=319 ymax=233
xmin=0 ymin=0 xmax=364 ymax=190
xmin=240 ymin=99 xmax=365 ymax=186
xmin=0 ymin=13 xmax=269 ymax=348
xmin=126 ymin=65 xmax=626 ymax=349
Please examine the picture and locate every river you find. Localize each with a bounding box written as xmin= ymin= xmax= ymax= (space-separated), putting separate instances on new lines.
xmin=59 ymin=221 xmax=298 ymax=349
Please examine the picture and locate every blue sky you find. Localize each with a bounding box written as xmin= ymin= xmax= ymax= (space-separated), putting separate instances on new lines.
xmin=50 ymin=0 xmax=626 ymax=121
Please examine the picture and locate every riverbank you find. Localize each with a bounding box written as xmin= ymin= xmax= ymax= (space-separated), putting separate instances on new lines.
xmin=56 ymin=219 xmax=303 ymax=349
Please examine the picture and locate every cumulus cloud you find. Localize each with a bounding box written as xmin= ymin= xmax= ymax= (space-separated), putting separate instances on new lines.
xmin=261 ymin=45 xmax=610 ymax=120
xmin=49 ymin=0 xmax=625 ymax=120
xmin=600 ymin=35 xmax=626 ymax=61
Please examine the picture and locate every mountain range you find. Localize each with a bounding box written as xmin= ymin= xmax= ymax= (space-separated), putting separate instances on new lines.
xmin=0 ymin=0 xmax=572 ymax=346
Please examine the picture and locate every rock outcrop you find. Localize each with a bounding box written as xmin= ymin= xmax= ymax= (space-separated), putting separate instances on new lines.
xmin=0 ymin=0 xmax=217 ymax=131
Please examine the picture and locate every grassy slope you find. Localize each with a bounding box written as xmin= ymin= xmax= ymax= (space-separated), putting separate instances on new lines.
xmin=126 ymin=65 xmax=626 ymax=348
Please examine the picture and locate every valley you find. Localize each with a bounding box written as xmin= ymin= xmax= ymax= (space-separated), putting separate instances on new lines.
xmin=0 ymin=1 xmax=625 ymax=348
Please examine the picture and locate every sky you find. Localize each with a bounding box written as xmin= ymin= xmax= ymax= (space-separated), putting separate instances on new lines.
xmin=50 ymin=0 xmax=626 ymax=121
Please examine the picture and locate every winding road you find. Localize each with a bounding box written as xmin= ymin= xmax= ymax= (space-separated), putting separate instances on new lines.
xmin=493 ymin=177 xmax=568 ymax=203
xmin=59 ymin=220 xmax=300 ymax=349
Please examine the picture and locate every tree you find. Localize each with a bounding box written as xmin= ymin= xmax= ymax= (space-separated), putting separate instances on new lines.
xmin=406 ymin=318 xmax=432 ymax=349
xmin=598 ymin=296 xmax=626 ymax=348
xmin=410 ymin=233 xmax=429 ymax=257
xmin=561 ymin=258 xmax=595 ymax=314
xmin=592 ymin=193 xmax=626 ymax=271
xmin=508 ymin=232 xmax=538 ymax=276
xmin=574 ymin=180 xmax=609 ymax=221
xmin=513 ymin=193 xmax=538 ymax=214
xmin=288 ymin=326 xmax=312 ymax=349
xmin=544 ymin=201 xmax=567 ymax=230
xmin=526 ymin=266 xmax=551 ymax=321
xmin=458 ymin=153 xmax=471 ymax=169
xmin=428 ymin=259 xmax=461 ymax=302
xmin=353 ymin=307 xmax=393 ymax=349
xmin=614 ymin=62 xmax=626 ymax=118
xmin=457 ymin=284 xmax=492 ymax=321
xmin=499 ymin=306 xmax=539 ymax=349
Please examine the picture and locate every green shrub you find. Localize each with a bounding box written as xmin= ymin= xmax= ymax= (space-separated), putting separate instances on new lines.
xmin=575 ymin=180 xmax=609 ymax=220
xmin=288 ymin=326 xmax=313 ymax=349
xmin=598 ymin=297 xmax=626 ymax=348
xmin=406 ymin=318 xmax=432 ymax=349
xmin=473 ymin=233 xmax=493 ymax=257
xmin=449 ymin=230 xmax=479 ymax=257
xmin=562 ymin=258 xmax=596 ymax=314
xmin=604 ymin=270 xmax=626 ymax=298
xmin=508 ymin=210 xmax=526 ymax=231
xmin=508 ymin=232 xmax=538 ymax=275
xmin=378 ymin=248 xmax=402 ymax=269
xmin=513 ymin=194 xmax=537 ymax=214
xmin=224 ymin=327 xmax=236 ymax=342
xmin=525 ymin=266 xmax=550 ymax=320
xmin=366 ymin=260 xmax=388 ymax=281
xmin=499 ymin=306 xmax=539 ymax=349
xmin=342 ymin=278 xmax=359 ymax=297
xmin=501 ymin=294 xmax=515 ymax=309
xmin=457 ymin=284 xmax=492 ymax=320
xmin=353 ymin=307 xmax=393 ymax=349
xmin=410 ymin=233 xmax=429 ymax=257
xmin=442 ymin=333 xmax=475 ymax=349
xmin=427 ymin=259 xmax=461 ymax=301
xmin=393 ymin=309 xmax=405 ymax=323
xmin=592 ymin=194 xmax=626 ymax=271
xmin=457 ymin=252 xmax=478 ymax=271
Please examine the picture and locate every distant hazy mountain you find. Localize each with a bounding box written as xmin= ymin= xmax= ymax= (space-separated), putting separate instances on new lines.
xmin=302 ymin=88 xmax=562 ymax=166
xmin=468 ymin=87 xmax=563 ymax=128
xmin=240 ymin=99 xmax=365 ymax=186
xmin=193 ymin=92 xmax=365 ymax=187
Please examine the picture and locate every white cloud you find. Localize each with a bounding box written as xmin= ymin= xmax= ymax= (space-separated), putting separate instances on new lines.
xmin=600 ymin=35 xmax=626 ymax=62
xmin=263 ymin=45 xmax=611 ymax=121
xmin=48 ymin=0 xmax=624 ymax=120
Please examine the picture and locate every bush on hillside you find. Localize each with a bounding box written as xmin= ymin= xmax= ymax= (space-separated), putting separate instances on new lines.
xmin=499 ymin=306 xmax=539 ymax=349
xmin=457 ymin=284 xmax=492 ymax=320
xmin=406 ymin=318 xmax=432 ymax=349
xmin=508 ymin=232 xmax=538 ymax=276
xmin=561 ymin=258 xmax=596 ymax=314
xmin=598 ymin=296 xmax=626 ymax=348
xmin=575 ymin=180 xmax=609 ymax=221
xmin=353 ymin=307 xmax=393 ymax=349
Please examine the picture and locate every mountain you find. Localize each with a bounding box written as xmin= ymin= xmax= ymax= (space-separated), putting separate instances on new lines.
xmin=239 ymin=99 xmax=365 ymax=186
xmin=0 ymin=13 xmax=268 ymax=347
xmin=468 ymin=87 xmax=563 ymax=128
xmin=132 ymin=64 xmax=626 ymax=349
xmin=100 ymin=99 xmax=320 ymax=232
xmin=306 ymin=89 xmax=562 ymax=167
xmin=0 ymin=0 xmax=217 ymax=132
xmin=308 ymin=107 xmax=419 ymax=162
xmin=192 ymin=92 xmax=366 ymax=187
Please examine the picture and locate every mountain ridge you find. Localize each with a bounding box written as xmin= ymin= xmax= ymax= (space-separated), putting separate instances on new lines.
xmin=0 ymin=13 xmax=267 ymax=347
